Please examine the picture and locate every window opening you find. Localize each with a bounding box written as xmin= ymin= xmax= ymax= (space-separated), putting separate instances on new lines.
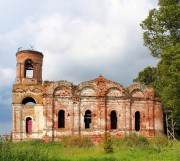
xmin=58 ymin=110 xmax=65 ymax=128
xmin=26 ymin=117 xmax=32 ymax=134
xmin=25 ymin=59 xmax=33 ymax=78
xmin=111 ymin=111 xmax=117 ymax=129
xmin=135 ymin=111 xmax=140 ymax=131
xmin=22 ymin=97 xmax=36 ymax=105
xmin=84 ymin=110 xmax=92 ymax=129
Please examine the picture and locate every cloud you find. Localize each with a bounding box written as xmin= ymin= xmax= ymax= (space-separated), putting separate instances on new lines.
xmin=0 ymin=67 xmax=15 ymax=87
xmin=6 ymin=0 xmax=156 ymax=85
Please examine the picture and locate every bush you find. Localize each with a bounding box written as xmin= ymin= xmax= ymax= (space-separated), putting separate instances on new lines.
xmin=80 ymin=136 xmax=93 ymax=148
xmin=123 ymin=133 xmax=148 ymax=147
xmin=61 ymin=135 xmax=93 ymax=148
xmin=104 ymin=137 xmax=114 ymax=154
xmin=111 ymin=133 xmax=149 ymax=148
xmin=0 ymin=136 xmax=11 ymax=143
xmin=149 ymin=136 xmax=168 ymax=148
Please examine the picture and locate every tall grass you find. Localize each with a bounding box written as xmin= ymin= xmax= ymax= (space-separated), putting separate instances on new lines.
xmin=0 ymin=135 xmax=179 ymax=161
xmin=0 ymin=142 xmax=49 ymax=161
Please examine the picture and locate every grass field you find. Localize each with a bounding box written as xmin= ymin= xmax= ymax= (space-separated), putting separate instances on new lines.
xmin=0 ymin=135 xmax=180 ymax=161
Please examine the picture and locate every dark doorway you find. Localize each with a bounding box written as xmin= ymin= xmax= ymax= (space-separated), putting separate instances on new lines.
xmin=84 ymin=110 xmax=92 ymax=129
xmin=135 ymin=111 xmax=140 ymax=131
xmin=58 ymin=110 xmax=65 ymax=128
xmin=111 ymin=111 xmax=117 ymax=129
xmin=26 ymin=117 xmax=32 ymax=134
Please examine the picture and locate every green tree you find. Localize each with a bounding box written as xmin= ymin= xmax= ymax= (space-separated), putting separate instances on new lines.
xmin=133 ymin=66 xmax=160 ymax=97
xmin=133 ymin=66 xmax=157 ymax=85
xmin=141 ymin=0 xmax=180 ymax=58
xmin=135 ymin=0 xmax=180 ymax=137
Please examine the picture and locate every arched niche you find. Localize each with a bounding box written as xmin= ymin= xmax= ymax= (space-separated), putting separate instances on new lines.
xmin=131 ymin=89 xmax=144 ymax=98
xmin=22 ymin=97 xmax=36 ymax=105
xmin=54 ymin=86 xmax=71 ymax=97
xmin=81 ymin=87 xmax=96 ymax=96
xmin=106 ymin=88 xmax=122 ymax=97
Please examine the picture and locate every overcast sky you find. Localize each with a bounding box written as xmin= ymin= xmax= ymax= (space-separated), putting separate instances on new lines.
xmin=0 ymin=0 xmax=159 ymax=135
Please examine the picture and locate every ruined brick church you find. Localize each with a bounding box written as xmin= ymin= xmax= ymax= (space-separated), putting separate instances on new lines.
xmin=12 ymin=50 xmax=164 ymax=142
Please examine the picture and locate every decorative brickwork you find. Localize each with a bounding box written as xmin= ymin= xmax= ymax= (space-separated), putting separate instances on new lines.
xmin=12 ymin=50 xmax=164 ymax=142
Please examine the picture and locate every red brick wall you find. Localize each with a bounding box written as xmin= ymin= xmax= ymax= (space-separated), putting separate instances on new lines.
xmin=12 ymin=51 xmax=164 ymax=142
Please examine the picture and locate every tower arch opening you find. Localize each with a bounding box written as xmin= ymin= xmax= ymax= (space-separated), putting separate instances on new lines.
xmin=25 ymin=59 xmax=33 ymax=78
xmin=22 ymin=97 xmax=36 ymax=105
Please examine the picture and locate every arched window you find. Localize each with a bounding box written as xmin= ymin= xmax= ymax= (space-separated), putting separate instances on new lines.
xmin=58 ymin=110 xmax=65 ymax=128
xmin=135 ymin=111 xmax=140 ymax=131
xmin=26 ymin=117 xmax=32 ymax=134
xmin=22 ymin=97 xmax=36 ymax=105
xmin=111 ymin=111 xmax=117 ymax=129
xmin=25 ymin=59 xmax=33 ymax=78
xmin=84 ymin=110 xmax=92 ymax=129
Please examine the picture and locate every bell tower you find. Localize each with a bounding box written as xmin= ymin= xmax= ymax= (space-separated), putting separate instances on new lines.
xmin=12 ymin=50 xmax=44 ymax=142
xmin=15 ymin=50 xmax=43 ymax=85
